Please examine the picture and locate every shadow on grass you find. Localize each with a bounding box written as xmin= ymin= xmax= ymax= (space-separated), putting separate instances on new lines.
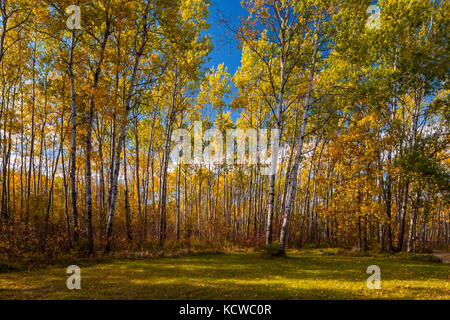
xmin=0 ymin=251 xmax=448 ymax=299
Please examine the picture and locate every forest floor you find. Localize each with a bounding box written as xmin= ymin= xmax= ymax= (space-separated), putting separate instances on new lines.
xmin=0 ymin=249 xmax=448 ymax=299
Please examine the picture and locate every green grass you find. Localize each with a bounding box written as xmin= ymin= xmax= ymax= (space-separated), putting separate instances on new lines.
xmin=0 ymin=249 xmax=448 ymax=299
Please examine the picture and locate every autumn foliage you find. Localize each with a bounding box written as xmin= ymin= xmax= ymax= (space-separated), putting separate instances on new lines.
xmin=0 ymin=0 xmax=448 ymax=267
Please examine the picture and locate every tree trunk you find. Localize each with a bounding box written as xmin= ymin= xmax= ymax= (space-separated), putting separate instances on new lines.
xmin=159 ymin=70 xmax=178 ymax=246
xmin=85 ymin=22 xmax=111 ymax=254
xmin=279 ymin=31 xmax=319 ymax=255
xmin=68 ymin=29 xmax=79 ymax=243
xmin=105 ymin=14 xmax=149 ymax=252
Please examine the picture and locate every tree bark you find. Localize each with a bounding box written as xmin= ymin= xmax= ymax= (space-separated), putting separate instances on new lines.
xmin=279 ymin=30 xmax=319 ymax=255
xmin=85 ymin=20 xmax=111 ymax=254
xmin=105 ymin=9 xmax=149 ymax=252
xmin=68 ymin=29 xmax=79 ymax=242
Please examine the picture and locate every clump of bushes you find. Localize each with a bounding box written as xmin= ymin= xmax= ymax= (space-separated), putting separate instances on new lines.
xmin=320 ymin=248 xmax=344 ymax=256
xmin=0 ymin=262 xmax=19 ymax=273
xmin=417 ymin=247 xmax=434 ymax=254
xmin=303 ymin=243 xmax=329 ymax=249
xmin=411 ymin=254 xmax=442 ymax=263
xmin=263 ymin=241 xmax=282 ymax=257
xmin=393 ymin=251 xmax=443 ymax=263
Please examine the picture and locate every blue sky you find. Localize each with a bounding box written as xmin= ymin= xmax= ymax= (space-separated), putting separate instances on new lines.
xmin=203 ymin=0 xmax=249 ymax=120
xmin=205 ymin=0 xmax=248 ymax=75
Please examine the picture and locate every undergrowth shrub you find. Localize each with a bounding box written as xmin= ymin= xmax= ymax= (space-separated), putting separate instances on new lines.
xmin=394 ymin=252 xmax=443 ymax=263
xmin=264 ymin=241 xmax=281 ymax=257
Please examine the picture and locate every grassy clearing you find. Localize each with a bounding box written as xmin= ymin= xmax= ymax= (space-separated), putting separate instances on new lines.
xmin=0 ymin=249 xmax=448 ymax=299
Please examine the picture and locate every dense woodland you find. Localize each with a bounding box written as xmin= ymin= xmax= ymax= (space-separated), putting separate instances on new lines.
xmin=0 ymin=0 xmax=448 ymax=265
